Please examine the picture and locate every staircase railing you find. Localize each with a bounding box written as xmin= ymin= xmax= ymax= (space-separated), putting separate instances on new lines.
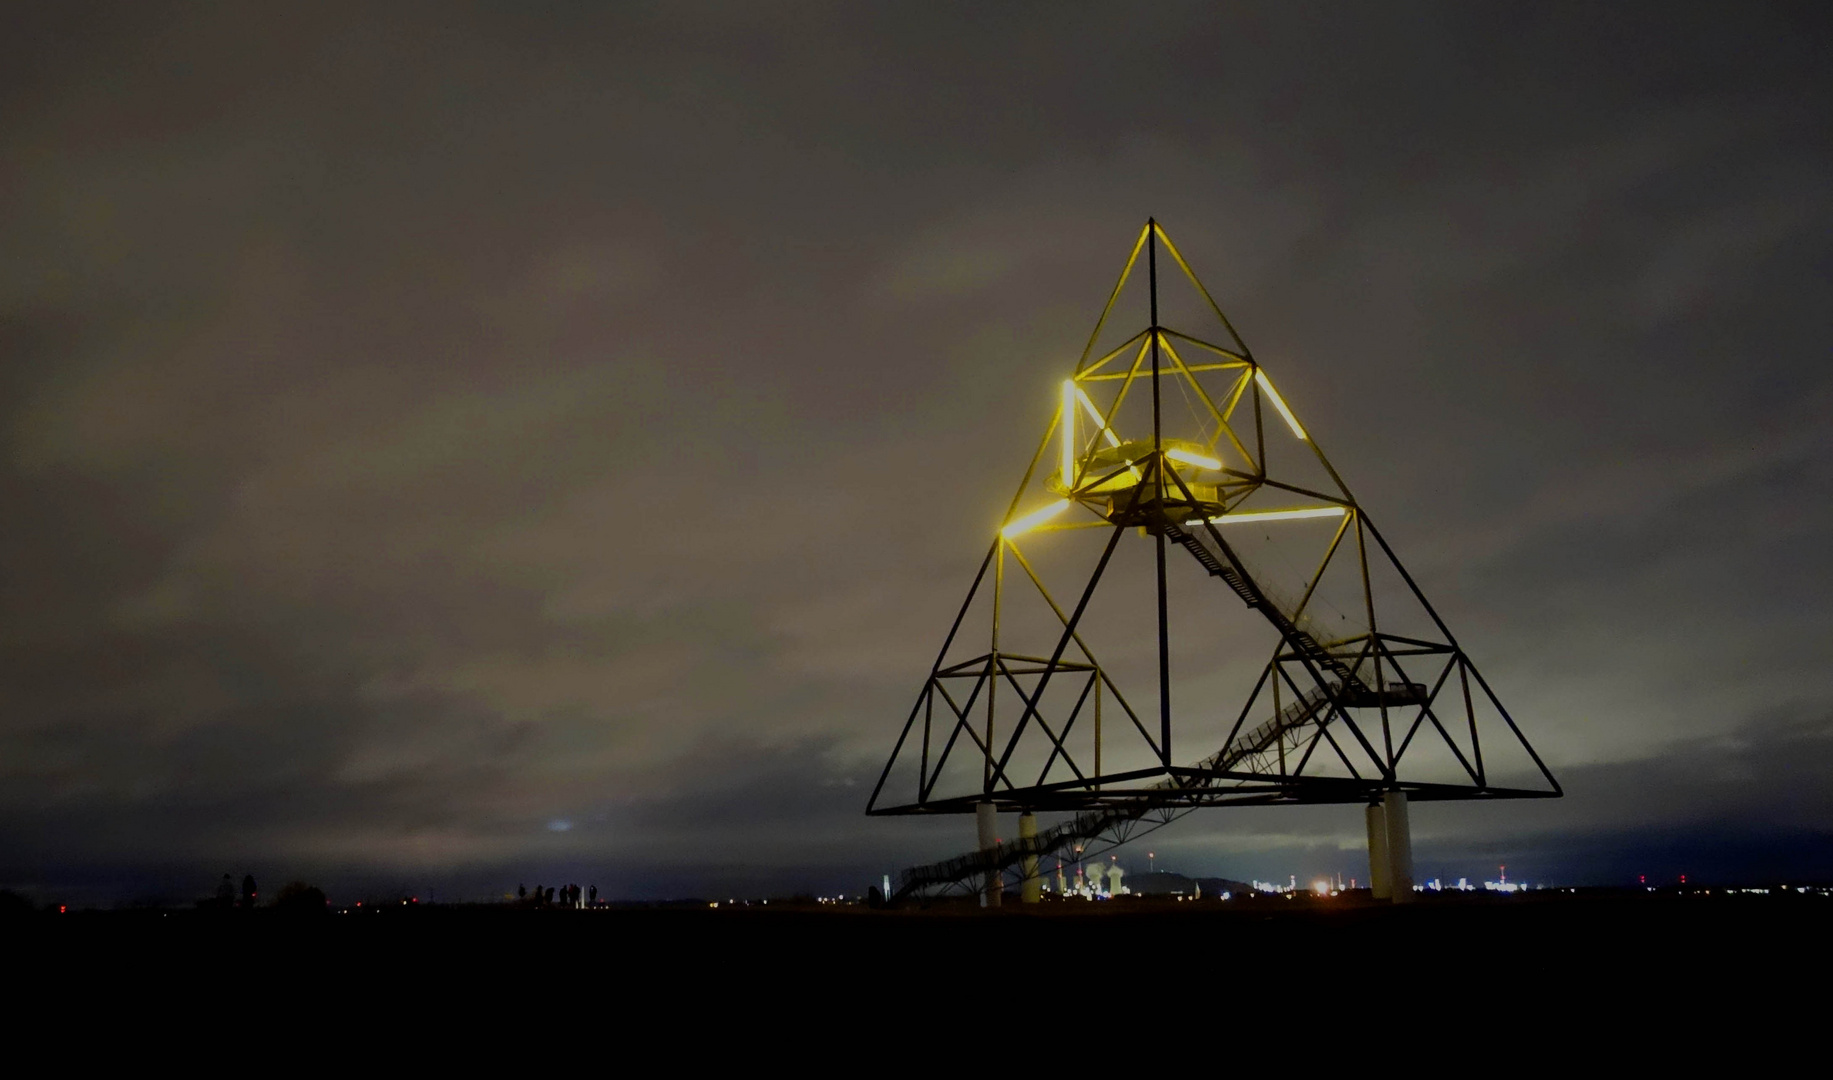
xmin=891 ymin=679 xmax=1341 ymax=900
xmin=890 ymin=515 xmax=1425 ymax=901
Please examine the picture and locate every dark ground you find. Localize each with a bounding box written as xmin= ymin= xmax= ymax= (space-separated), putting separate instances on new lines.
xmin=8 ymin=890 xmax=1826 ymax=1050
xmin=11 ymin=889 xmax=1827 ymax=977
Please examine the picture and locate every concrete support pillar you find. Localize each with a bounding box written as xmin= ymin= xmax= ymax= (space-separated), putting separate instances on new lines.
xmin=976 ymin=801 xmax=1001 ymax=908
xmin=1365 ymin=803 xmax=1391 ymax=900
xmin=1019 ymin=812 xmax=1041 ymax=904
xmin=1384 ymin=790 xmax=1415 ymax=903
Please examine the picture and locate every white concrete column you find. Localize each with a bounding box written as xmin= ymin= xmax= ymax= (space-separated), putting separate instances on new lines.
xmin=976 ymin=801 xmax=1001 ymax=907
xmin=1384 ymin=790 xmax=1415 ymax=904
xmin=1366 ymin=802 xmax=1390 ymax=900
xmin=1019 ymin=812 xmax=1041 ymax=904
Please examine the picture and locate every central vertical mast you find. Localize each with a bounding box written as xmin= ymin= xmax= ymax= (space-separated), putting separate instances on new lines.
xmin=1150 ymin=219 xmax=1170 ymax=767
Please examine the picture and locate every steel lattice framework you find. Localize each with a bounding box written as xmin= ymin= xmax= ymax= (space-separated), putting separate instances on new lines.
xmin=866 ymin=220 xmax=1560 ymax=900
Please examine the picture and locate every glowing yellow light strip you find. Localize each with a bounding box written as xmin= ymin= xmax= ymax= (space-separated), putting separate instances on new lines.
xmin=1193 ymin=506 xmax=1346 ymax=525
xmin=1165 ymin=447 xmax=1221 ymax=470
xmin=1060 ymin=380 xmax=1076 ymax=484
xmin=1074 ymin=388 xmax=1122 ymax=448
xmin=1255 ymin=371 xmax=1306 ymax=440
xmin=1003 ymin=499 xmax=1072 ymax=538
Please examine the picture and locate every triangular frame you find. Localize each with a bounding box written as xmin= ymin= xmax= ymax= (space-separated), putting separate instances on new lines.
xmin=867 ymin=222 xmax=1559 ymax=884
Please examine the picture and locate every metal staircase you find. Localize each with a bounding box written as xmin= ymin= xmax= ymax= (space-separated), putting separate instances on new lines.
xmin=887 ymin=515 xmax=1430 ymax=902
xmin=889 ymin=679 xmax=1341 ymax=901
xmin=1163 ymin=521 xmax=1366 ymax=691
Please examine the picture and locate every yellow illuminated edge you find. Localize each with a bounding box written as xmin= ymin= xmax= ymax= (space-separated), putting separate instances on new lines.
xmin=1165 ymin=447 xmax=1221 ymax=470
xmin=1254 ymin=371 xmax=1306 ymax=441
xmin=1074 ymin=388 xmax=1122 ymax=448
xmin=1192 ymin=506 xmax=1345 ymax=525
xmin=1003 ymin=499 xmax=1072 ymax=538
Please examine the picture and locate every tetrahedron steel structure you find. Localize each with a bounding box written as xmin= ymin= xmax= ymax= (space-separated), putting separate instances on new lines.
xmin=866 ymin=220 xmax=1559 ymax=897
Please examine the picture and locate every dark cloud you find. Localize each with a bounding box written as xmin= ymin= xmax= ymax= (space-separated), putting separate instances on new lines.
xmin=2 ymin=2 xmax=1830 ymax=900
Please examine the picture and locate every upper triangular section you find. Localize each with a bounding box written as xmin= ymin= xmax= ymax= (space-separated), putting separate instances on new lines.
xmin=1020 ymin=220 xmax=1350 ymax=541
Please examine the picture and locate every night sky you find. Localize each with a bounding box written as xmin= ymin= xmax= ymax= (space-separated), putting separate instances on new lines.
xmin=4 ymin=3 xmax=1830 ymax=903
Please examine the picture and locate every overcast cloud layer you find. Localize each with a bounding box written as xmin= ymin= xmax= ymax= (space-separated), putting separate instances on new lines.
xmin=3 ymin=2 xmax=1830 ymax=903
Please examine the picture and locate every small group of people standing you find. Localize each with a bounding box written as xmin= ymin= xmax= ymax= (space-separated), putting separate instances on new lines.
xmin=215 ymin=873 xmax=257 ymax=909
xmin=517 ymin=882 xmax=597 ymax=908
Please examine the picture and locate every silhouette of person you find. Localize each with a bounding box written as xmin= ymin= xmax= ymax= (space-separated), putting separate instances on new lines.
xmin=546 ymin=886 xmax=555 ymax=905
xmin=588 ymin=885 xmax=597 ymax=905
xmin=518 ymin=883 xmax=526 ymax=900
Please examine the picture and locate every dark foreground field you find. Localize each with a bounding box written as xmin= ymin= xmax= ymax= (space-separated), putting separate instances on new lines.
xmin=9 ymin=889 xmax=1829 ymax=1048
xmin=11 ymin=889 xmax=1828 ymax=982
